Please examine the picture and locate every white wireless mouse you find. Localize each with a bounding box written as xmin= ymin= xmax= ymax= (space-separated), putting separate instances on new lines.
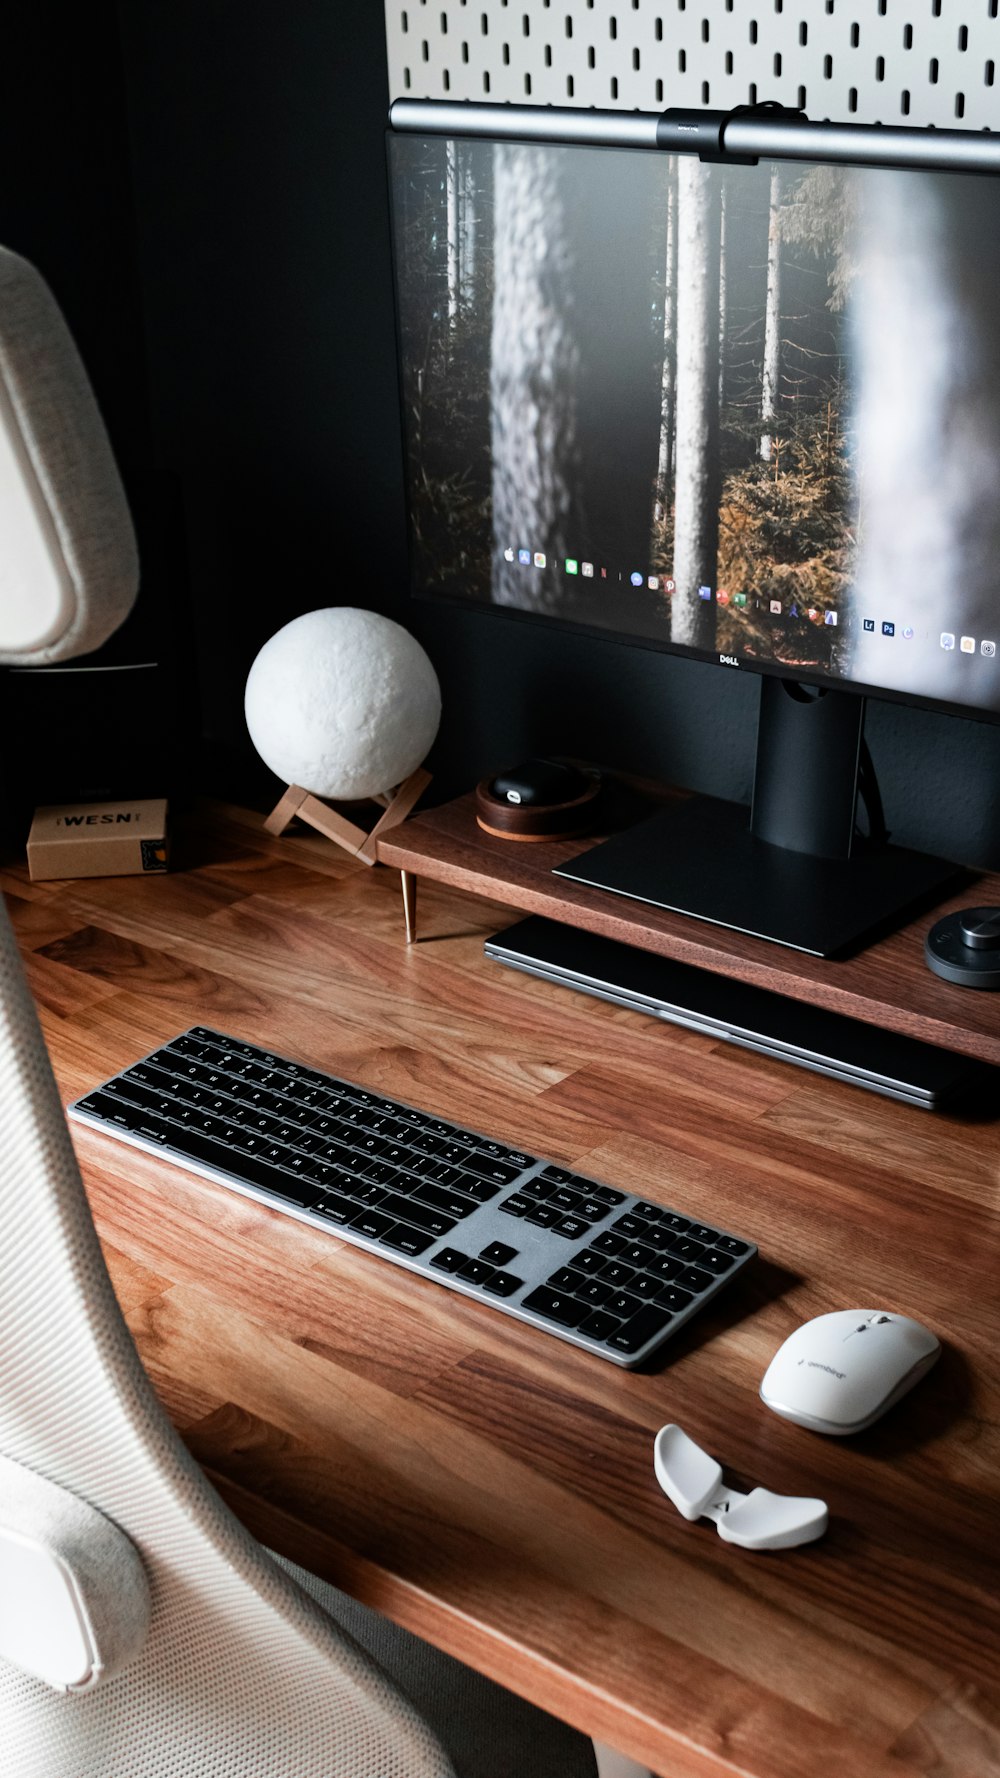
xmin=760 ymin=1309 xmax=941 ymax=1435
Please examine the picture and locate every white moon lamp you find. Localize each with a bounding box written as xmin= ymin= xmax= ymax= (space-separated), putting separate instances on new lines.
xmin=246 ymin=607 xmax=440 ymax=869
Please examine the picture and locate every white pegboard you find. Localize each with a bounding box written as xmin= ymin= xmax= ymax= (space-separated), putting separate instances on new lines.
xmin=385 ymin=0 xmax=1000 ymax=129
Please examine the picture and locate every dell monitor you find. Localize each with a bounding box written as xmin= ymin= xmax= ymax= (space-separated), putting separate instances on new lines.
xmin=387 ymin=105 xmax=1000 ymax=954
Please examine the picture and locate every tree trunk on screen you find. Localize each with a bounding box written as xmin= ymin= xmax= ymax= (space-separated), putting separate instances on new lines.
xmin=490 ymin=144 xmax=661 ymax=610
xmin=490 ymin=146 xmax=578 ymax=606
xmin=460 ymin=148 xmax=477 ymax=308
xmin=760 ymin=164 xmax=782 ymax=462
xmin=654 ymin=172 xmax=678 ymax=525
xmin=671 ymin=157 xmax=721 ymax=650
xmin=445 ymin=140 xmax=460 ymax=332
xmin=846 ymin=171 xmax=1000 ymax=707
xmin=718 ymin=184 xmax=728 ymax=413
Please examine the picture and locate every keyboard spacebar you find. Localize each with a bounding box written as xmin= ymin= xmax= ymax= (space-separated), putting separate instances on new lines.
xmin=77 ymin=1093 xmax=318 ymax=1208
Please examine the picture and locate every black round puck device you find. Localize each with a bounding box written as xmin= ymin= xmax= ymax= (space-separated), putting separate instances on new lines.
xmin=925 ymin=907 xmax=1000 ymax=989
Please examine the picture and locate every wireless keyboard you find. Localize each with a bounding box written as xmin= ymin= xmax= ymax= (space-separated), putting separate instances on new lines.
xmin=69 ymin=1026 xmax=757 ymax=1369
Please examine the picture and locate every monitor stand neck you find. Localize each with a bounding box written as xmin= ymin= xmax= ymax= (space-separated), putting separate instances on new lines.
xmin=751 ymin=677 xmax=866 ymax=859
xmin=554 ymin=675 xmax=962 ymax=958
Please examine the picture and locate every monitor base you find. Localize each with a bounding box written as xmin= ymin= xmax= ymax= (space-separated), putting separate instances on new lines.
xmin=555 ymin=796 xmax=963 ymax=958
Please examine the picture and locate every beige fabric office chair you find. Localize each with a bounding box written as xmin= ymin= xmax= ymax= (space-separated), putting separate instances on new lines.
xmin=0 ymin=887 xmax=608 ymax=1777
xmin=0 ymin=243 xmax=617 ymax=1777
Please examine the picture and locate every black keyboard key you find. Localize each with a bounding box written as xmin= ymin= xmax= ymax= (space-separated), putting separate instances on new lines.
xmin=589 ymin=1185 xmax=626 ymax=1206
xmin=380 ymin=1194 xmax=456 ymax=1239
xmin=547 ymin=1266 xmax=583 ymax=1292
xmin=310 ymin=1192 xmax=357 ymax=1225
xmin=463 ymin=1153 xmax=522 ymax=1186
xmin=480 ymin=1241 xmax=518 ymax=1266
xmin=548 ymin=1186 xmax=582 ymax=1211
xmin=410 ymin=1181 xmax=479 ymax=1220
xmin=482 ymin=1271 xmax=523 ymax=1298
xmin=168 ymin=1035 xmax=214 ymax=1059
xmin=419 ymin=1118 xmax=461 ymax=1140
xmin=657 ymin=1284 xmax=695 ymax=1312
xmin=599 ymin=1261 xmax=636 ymax=1289
xmin=454 ymin=1173 xmax=502 ymax=1203
xmin=350 ymin=1209 xmax=396 ymax=1241
xmin=354 ymin=1184 xmax=388 ymax=1208
xmin=352 ymin=1135 xmax=389 ymax=1160
xmin=661 ymin=1212 xmax=691 ymax=1234
xmin=591 ymin=1231 xmax=626 ymax=1256
xmin=685 ymin=1224 xmax=719 ymax=1244
xmin=576 ymin=1200 xmax=609 ymax=1224
xmin=525 ymin=1205 xmax=561 ymax=1228
xmin=409 ymin=1132 xmax=454 ymax=1159
xmin=430 ymin=1248 xmax=469 ymax=1273
xmin=280 ymin=1101 xmax=318 ymax=1127
xmin=521 ymin=1177 xmax=555 ymax=1200
xmin=335 ymin=1149 xmax=372 ymax=1178
xmin=567 ymin=1175 xmax=603 ymax=1196
xmin=306 ymin=1113 xmax=340 ymax=1139
xmin=676 ymin=1265 xmax=715 ymax=1294
xmin=380 ymin=1226 xmax=435 ymax=1257
xmin=286 ymin=1130 xmax=319 ymax=1154
xmin=647 ymin=1254 xmax=683 ymax=1282
xmin=499 ymin=1194 xmax=532 ymax=1217
xmin=419 ymin=1162 xmax=469 ymax=1190
xmin=607 ymin=1306 xmax=674 ymax=1355
xmin=302 ymin=1162 xmax=340 ymax=1190
xmin=697 ymin=1249 xmax=735 ymax=1276
xmin=716 ymin=1235 xmax=750 ymax=1256
xmin=606 ymin=1290 xmax=644 ymax=1320
xmin=457 ymin=1259 xmax=495 ymax=1286
xmin=522 ymin=1288 xmax=588 ymax=1329
xmin=575 ymin=1279 xmax=612 ymax=1308
xmin=643 ymin=1225 xmax=679 ymax=1253
xmin=673 ymin=1237 xmax=707 ymax=1263
xmin=378 ymin=1142 xmax=415 ymax=1169
xmin=612 ymin=1214 xmax=644 ymax=1238
xmin=538 ymin=1167 xmax=574 ymax=1186
xmin=573 ymin=1249 xmax=608 ymax=1274
xmin=475 ymin=1138 xmax=529 ymax=1166
xmin=631 ymin=1273 xmax=667 ymax=1299
xmin=552 ymin=1216 xmax=589 ymax=1240
xmin=363 ymin=1161 xmax=405 ymax=1188
xmin=578 ymin=1310 xmax=623 ymax=1341
xmin=633 ymin=1202 xmax=663 ymax=1220
xmin=621 ymin=1243 xmax=657 ymax=1270
xmin=437 ymin=1140 xmax=476 ymax=1165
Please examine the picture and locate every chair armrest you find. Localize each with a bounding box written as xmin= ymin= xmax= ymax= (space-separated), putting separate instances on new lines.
xmin=0 ymin=1452 xmax=150 ymax=1692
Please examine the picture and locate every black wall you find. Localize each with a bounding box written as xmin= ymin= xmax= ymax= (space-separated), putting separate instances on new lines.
xmin=5 ymin=2 xmax=1000 ymax=866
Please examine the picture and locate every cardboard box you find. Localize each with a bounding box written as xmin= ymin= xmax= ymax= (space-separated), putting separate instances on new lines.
xmin=27 ymin=799 xmax=170 ymax=881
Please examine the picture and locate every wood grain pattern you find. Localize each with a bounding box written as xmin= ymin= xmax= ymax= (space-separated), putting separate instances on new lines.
xmin=8 ymin=798 xmax=1000 ymax=1778
xmin=377 ymin=791 xmax=1000 ymax=1064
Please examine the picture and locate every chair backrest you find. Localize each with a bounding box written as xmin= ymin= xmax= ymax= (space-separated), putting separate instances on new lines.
xmin=0 ymin=893 xmax=455 ymax=1776
xmin=0 ymin=245 xmax=138 ymax=663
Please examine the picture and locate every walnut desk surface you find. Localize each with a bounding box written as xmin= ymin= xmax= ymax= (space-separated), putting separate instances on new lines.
xmin=7 ymin=800 xmax=1000 ymax=1778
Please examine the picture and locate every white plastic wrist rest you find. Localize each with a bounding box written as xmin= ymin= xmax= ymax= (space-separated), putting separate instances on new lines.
xmin=0 ymin=1453 xmax=150 ymax=1691
xmin=653 ymin=1425 xmax=828 ymax=1552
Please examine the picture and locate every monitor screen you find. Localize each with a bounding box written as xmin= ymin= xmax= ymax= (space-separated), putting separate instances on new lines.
xmin=389 ymin=131 xmax=1000 ymax=723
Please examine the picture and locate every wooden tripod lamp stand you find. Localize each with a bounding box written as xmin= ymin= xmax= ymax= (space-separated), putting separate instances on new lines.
xmin=246 ymin=606 xmax=441 ymax=886
xmin=263 ymin=767 xmax=431 ymax=865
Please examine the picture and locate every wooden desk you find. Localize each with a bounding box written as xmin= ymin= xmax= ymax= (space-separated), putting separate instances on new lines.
xmin=7 ymin=800 xmax=1000 ymax=1778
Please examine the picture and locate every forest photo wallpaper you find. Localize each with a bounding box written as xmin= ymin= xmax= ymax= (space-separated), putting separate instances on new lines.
xmin=390 ymin=135 xmax=1000 ymax=716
